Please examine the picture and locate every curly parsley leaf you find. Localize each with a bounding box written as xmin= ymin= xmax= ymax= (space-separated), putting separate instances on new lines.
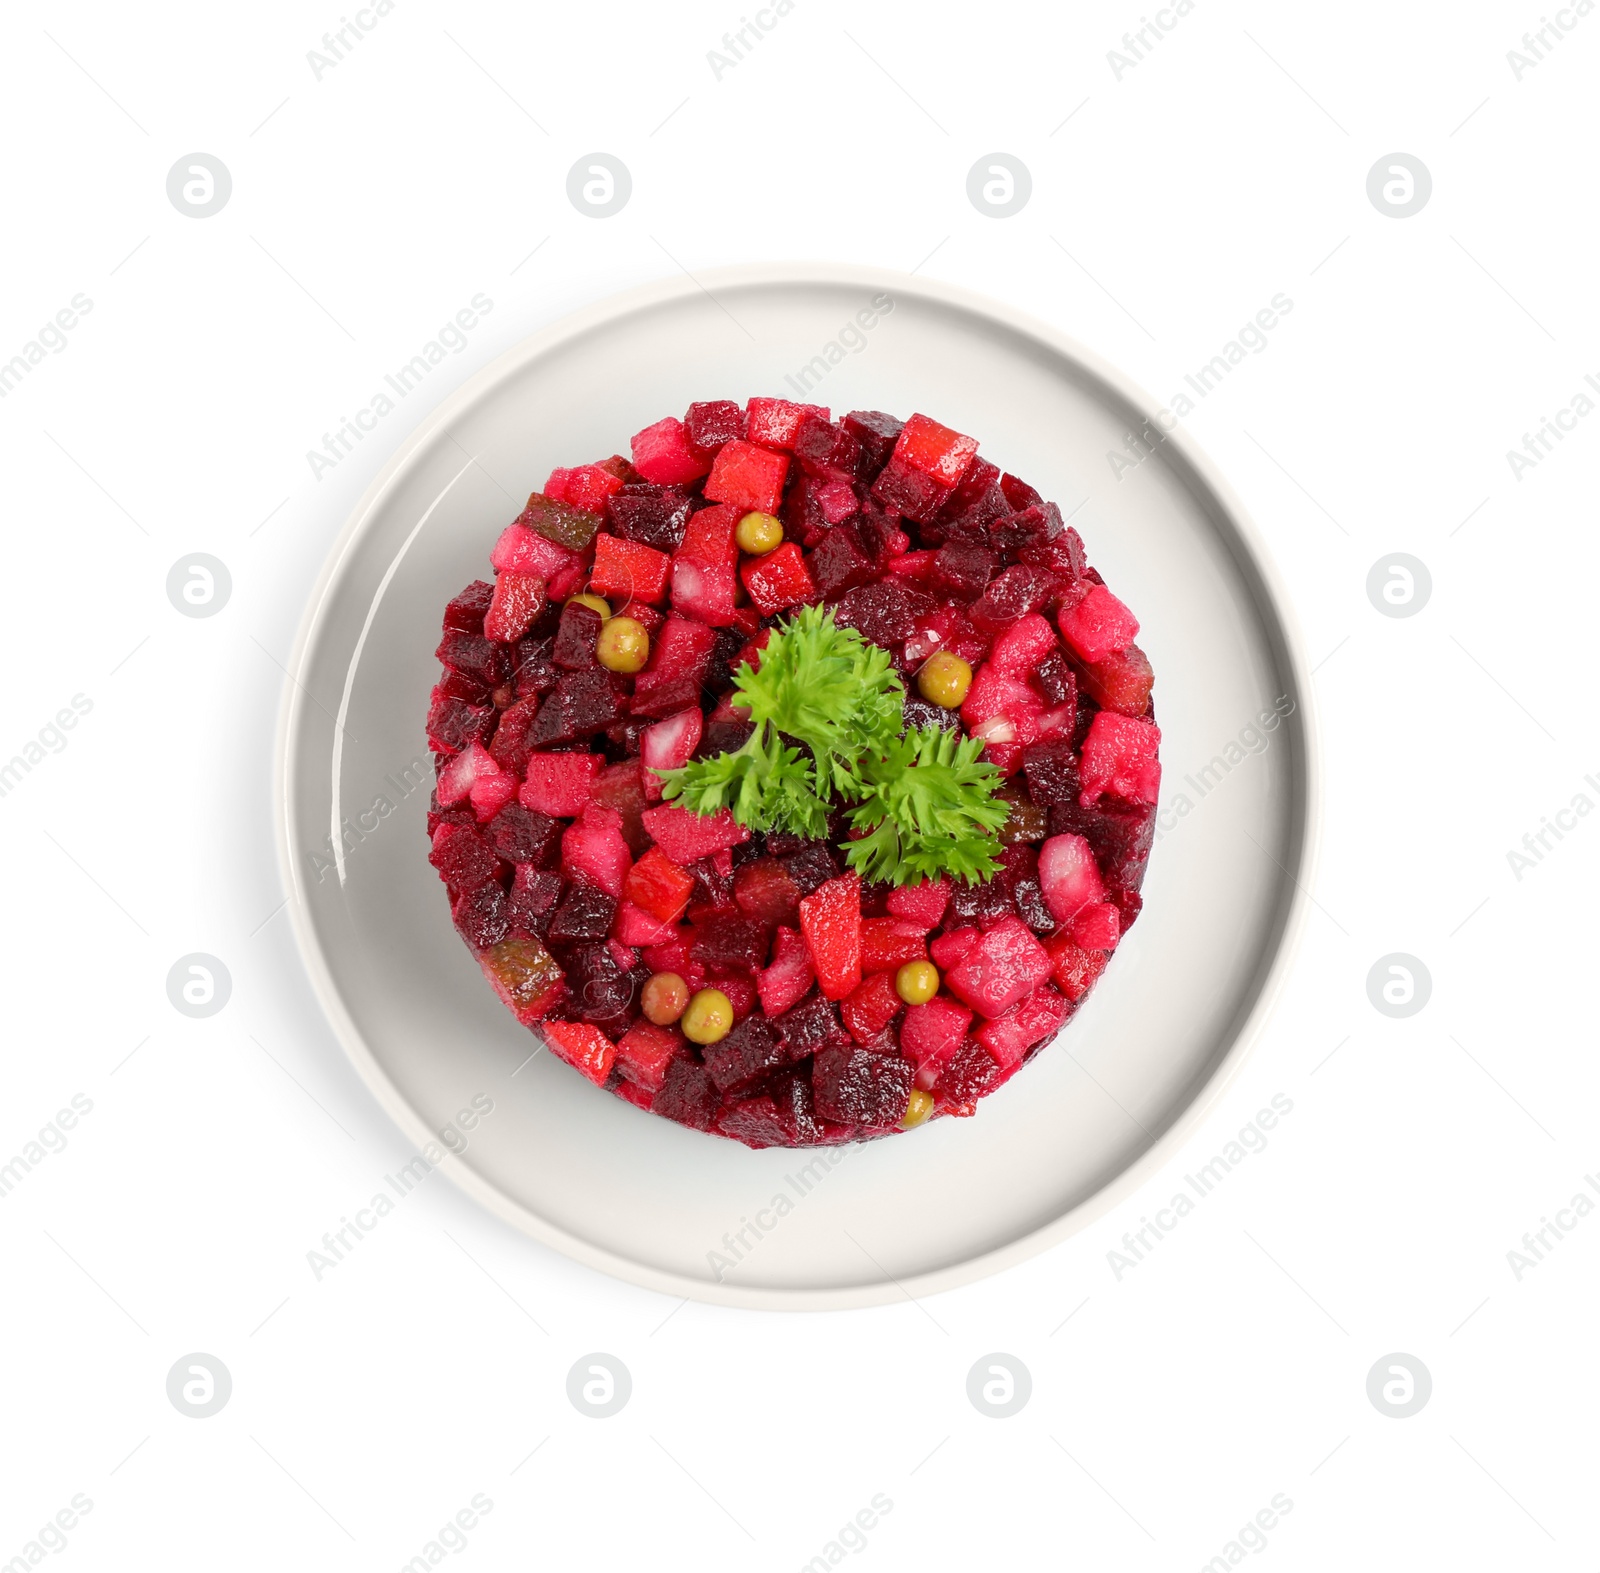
xmin=843 ymin=726 xmax=1008 ymax=886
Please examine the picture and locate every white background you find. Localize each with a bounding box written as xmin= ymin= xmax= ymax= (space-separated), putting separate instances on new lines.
xmin=2 ymin=1 xmax=1597 ymax=1568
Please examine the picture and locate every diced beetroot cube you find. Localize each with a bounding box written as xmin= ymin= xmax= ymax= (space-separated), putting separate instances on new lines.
xmin=892 ymin=412 xmax=979 ymax=486
xmin=733 ymin=858 xmax=801 ymax=926
xmin=1070 ymin=900 xmax=1121 ymax=951
xmin=684 ymin=399 xmax=743 ymax=454
xmin=934 ymin=1039 xmax=1004 ymax=1111
xmin=640 ymin=707 xmax=704 ymax=802
xmin=653 ymin=1056 xmax=720 ymax=1130
xmin=552 ymin=601 xmax=601 ymax=670
xmin=491 ymin=523 xmax=582 ymax=582
xmin=815 ymin=481 xmax=858 ymax=523
xmin=860 ymin=918 xmax=929 ymax=974
xmin=540 ymin=1020 xmax=616 ymax=1086
xmin=560 ymin=463 xmax=625 ymax=515
xmin=561 ymin=803 xmax=632 ymax=898
xmin=702 ymin=1015 xmax=791 ymax=1095
xmin=613 ymin=899 xmax=680 ymax=947
xmin=483 ymin=572 xmax=547 ymax=643
xmin=443 ymin=580 xmax=494 ymax=634
xmin=871 ymin=455 xmax=949 ymax=522
xmin=1079 ymin=712 xmax=1162 ymax=807
xmin=834 ymin=582 xmax=935 ymax=646
xmin=745 ymin=397 xmax=827 ymax=450
xmin=793 ymin=414 xmax=861 ymax=482
xmin=690 ymin=910 xmax=770 ymax=972
xmin=798 ymin=872 xmax=862 ymax=1002
xmin=901 ymin=995 xmax=973 ymax=1090
xmin=718 ymin=970 xmax=758 ymax=1019
xmin=437 ymin=742 xmax=518 ymax=823
xmin=886 ymin=549 xmax=937 ymax=585
xmin=547 ymin=556 xmax=590 ymax=602
xmin=624 ymin=846 xmax=694 ymax=924
xmin=975 ymin=987 xmax=1069 ymax=1070
xmin=671 ymin=503 xmax=740 ymax=627
xmin=614 ymin=1079 xmax=653 ymax=1111
xmin=1079 ymin=642 xmax=1155 ymax=717
xmin=887 ymin=877 xmax=949 ymax=929
xmin=703 ymin=439 xmax=790 ymax=514
xmin=427 ymin=686 xmax=494 ymax=756
xmin=606 ymin=485 xmax=693 ymax=553
xmin=615 ymin=1020 xmax=681 ymax=1092
xmin=640 ymin=802 xmax=751 ymax=864
xmin=630 ymin=416 xmax=712 ymax=486
xmin=506 ymin=865 xmax=561 ymax=937
xmin=479 ymin=937 xmax=564 ymax=1024
xmin=841 ymin=970 xmax=903 ymax=1045
xmin=757 ymin=925 xmax=815 ymax=1017
xmin=486 ymin=801 xmax=560 ymax=866
xmin=453 ymin=881 xmax=508 ymax=949
xmin=841 ymin=409 xmax=903 ymax=476
xmin=1037 ymin=833 xmax=1106 ymax=924
xmin=812 ymin=1045 xmax=914 ymax=1129
xmin=741 ymin=541 xmax=817 ymax=616
xmin=929 ymin=927 xmax=980 ymax=970
xmin=932 ymin=539 xmax=996 ymax=598
xmin=988 ymin=613 xmax=1058 ymax=679
xmin=590 ymin=534 xmax=671 ymax=606
xmin=631 ymin=616 xmax=717 ymax=718
xmin=588 ymin=759 xmax=650 ymax=856
xmin=806 ymin=523 xmax=875 ymax=599
xmin=548 ymin=881 xmax=618 ymax=944
xmin=716 ymin=1093 xmax=793 ymax=1148
xmin=1058 ymin=583 xmax=1140 ymax=662
xmin=968 ymin=565 xmax=1051 ymax=632
xmin=1045 ymin=934 xmax=1109 ymax=1001
xmin=943 ymin=915 xmax=1053 ymax=1019
xmin=518 ymin=492 xmax=603 ymax=552
xmin=519 ymin=752 xmax=603 ymax=817
xmin=436 ymin=631 xmax=509 ymax=690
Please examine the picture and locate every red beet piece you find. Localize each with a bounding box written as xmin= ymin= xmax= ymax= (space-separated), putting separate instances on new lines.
xmin=703 ymin=1014 xmax=790 ymax=1095
xmin=892 ymin=412 xmax=979 ymax=486
xmin=793 ymin=413 xmax=861 ymax=481
xmin=548 ymin=880 xmax=619 ymax=944
xmin=807 ymin=523 xmax=876 ymax=599
xmin=773 ymin=989 xmax=847 ymax=1058
xmin=734 ymin=858 xmax=802 ymax=925
xmin=932 ymin=540 xmax=996 ymax=599
xmin=871 ymin=455 xmax=949 ymax=522
xmin=605 ymin=485 xmax=693 ymax=553
xmin=444 ymin=581 xmax=496 ymax=636
xmin=799 ymin=872 xmax=862 ymax=1001
xmin=486 ymin=801 xmax=560 ymax=866
xmin=691 ymin=911 xmax=770 ymax=972
xmin=928 ymin=927 xmax=980 ymax=970
xmin=841 ymin=410 xmax=902 ymax=478
xmin=491 ymin=523 xmax=581 ymax=583
xmin=812 ymin=1045 xmax=914 ymax=1129
xmin=452 ymin=883 xmax=508 ymax=949
xmin=935 ymin=1037 xmax=1003 ymax=1108
xmin=833 ymin=582 xmax=934 ymax=646
xmin=684 ymin=399 xmax=743 ymax=453
xmin=704 ymin=439 xmax=790 ymax=514
xmin=427 ymin=686 xmax=495 ymax=756
xmin=519 ymin=753 xmax=602 ymax=817
xmin=552 ymin=602 xmax=601 ymax=670
xmin=943 ymin=915 xmax=1053 ymax=1019
xmin=506 ymin=866 xmax=561 ymax=937
xmin=561 ymin=803 xmax=632 ymax=898
xmin=653 ymin=1056 xmax=720 ymax=1130
xmin=436 ymin=630 xmax=509 ymax=691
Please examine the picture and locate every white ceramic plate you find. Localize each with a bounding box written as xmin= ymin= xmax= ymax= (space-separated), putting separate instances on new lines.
xmin=276 ymin=263 xmax=1317 ymax=1310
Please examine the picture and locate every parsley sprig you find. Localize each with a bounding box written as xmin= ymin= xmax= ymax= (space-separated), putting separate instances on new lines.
xmin=657 ymin=606 xmax=1005 ymax=885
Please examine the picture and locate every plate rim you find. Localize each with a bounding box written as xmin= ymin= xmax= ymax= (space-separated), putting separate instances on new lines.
xmin=274 ymin=260 xmax=1322 ymax=1311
